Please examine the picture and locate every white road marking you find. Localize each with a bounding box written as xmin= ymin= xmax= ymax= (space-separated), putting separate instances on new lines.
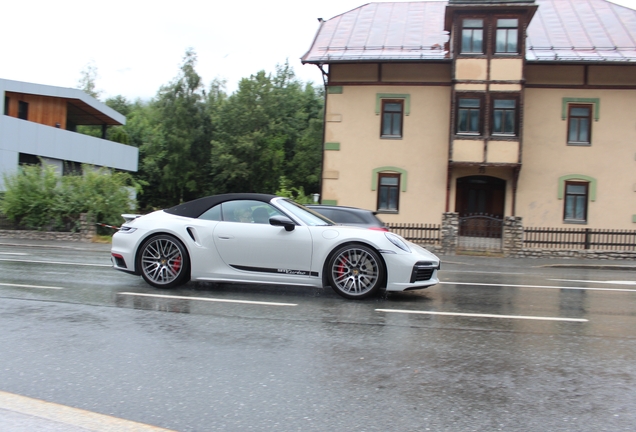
xmin=0 ymin=258 xmax=111 ymax=267
xmin=446 ymin=270 xmax=525 ymax=275
xmin=376 ymin=309 xmax=588 ymax=323
xmin=118 ymin=292 xmax=298 ymax=307
xmin=549 ymin=279 xmax=636 ymax=285
xmin=0 ymin=282 xmax=63 ymax=290
xmin=440 ymin=281 xmax=636 ymax=292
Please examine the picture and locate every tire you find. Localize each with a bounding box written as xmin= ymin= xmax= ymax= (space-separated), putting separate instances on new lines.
xmin=138 ymin=235 xmax=190 ymax=289
xmin=327 ymin=244 xmax=385 ymax=299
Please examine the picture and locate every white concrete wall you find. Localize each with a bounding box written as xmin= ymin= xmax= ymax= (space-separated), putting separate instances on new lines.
xmin=0 ymin=115 xmax=138 ymax=190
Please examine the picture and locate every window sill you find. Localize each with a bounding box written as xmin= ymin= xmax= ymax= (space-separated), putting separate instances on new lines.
xmin=455 ymin=133 xmax=482 ymax=139
xmin=563 ymin=219 xmax=587 ymax=225
xmin=376 ymin=210 xmax=399 ymax=214
xmin=380 ymin=135 xmax=403 ymax=140
xmin=567 ymin=142 xmax=591 ymax=146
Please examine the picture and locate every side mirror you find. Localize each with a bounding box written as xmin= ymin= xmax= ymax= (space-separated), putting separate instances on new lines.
xmin=269 ymin=215 xmax=296 ymax=232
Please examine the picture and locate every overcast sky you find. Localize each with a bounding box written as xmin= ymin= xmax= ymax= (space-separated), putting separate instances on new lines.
xmin=2 ymin=0 xmax=635 ymax=101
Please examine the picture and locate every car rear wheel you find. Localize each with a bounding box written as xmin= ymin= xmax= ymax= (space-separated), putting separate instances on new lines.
xmin=139 ymin=235 xmax=190 ymax=288
xmin=327 ymin=244 xmax=384 ymax=299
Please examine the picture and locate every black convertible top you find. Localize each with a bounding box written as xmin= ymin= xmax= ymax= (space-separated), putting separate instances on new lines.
xmin=164 ymin=193 xmax=278 ymax=218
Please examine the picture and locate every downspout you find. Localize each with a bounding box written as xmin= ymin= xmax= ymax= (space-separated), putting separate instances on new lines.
xmin=301 ymin=17 xmax=328 ymax=204
xmin=317 ymin=64 xmax=328 ymax=204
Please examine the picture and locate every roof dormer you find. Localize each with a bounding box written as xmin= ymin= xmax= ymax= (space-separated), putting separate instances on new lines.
xmin=445 ymin=0 xmax=538 ymax=59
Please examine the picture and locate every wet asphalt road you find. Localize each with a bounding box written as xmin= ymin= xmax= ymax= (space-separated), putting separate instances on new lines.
xmin=0 ymin=240 xmax=635 ymax=431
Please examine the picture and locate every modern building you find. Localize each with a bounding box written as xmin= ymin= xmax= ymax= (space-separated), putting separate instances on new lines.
xmin=302 ymin=0 xmax=636 ymax=230
xmin=0 ymin=78 xmax=138 ymax=190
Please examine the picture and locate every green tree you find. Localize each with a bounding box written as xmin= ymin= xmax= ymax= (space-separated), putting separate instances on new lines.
xmin=77 ymin=61 xmax=101 ymax=99
xmin=142 ymin=48 xmax=213 ymax=205
xmin=210 ymin=63 xmax=323 ymax=195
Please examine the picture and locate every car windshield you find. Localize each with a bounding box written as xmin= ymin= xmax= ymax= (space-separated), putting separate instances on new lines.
xmin=276 ymin=199 xmax=334 ymax=226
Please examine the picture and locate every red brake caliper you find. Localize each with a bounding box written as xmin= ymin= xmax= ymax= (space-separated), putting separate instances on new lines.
xmin=172 ymin=255 xmax=182 ymax=273
xmin=337 ymin=256 xmax=347 ymax=279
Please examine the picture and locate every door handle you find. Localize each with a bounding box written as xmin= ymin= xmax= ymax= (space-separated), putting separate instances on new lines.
xmin=217 ymin=235 xmax=234 ymax=240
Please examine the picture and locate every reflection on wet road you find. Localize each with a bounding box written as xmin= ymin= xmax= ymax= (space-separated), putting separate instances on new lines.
xmin=1 ymin=242 xmax=636 ymax=431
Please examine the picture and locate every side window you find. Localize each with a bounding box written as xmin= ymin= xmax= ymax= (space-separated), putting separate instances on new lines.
xmin=492 ymin=99 xmax=517 ymax=136
xmin=199 ymin=204 xmax=222 ymax=221
xmin=331 ymin=209 xmax=365 ymax=224
xmin=563 ymin=181 xmax=588 ymax=222
xmin=381 ymin=100 xmax=404 ymax=138
xmin=377 ymin=173 xmax=400 ymax=212
xmin=457 ymin=97 xmax=482 ymax=135
xmin=4 ymin=96 xmax=9 ymax=116
xmin=567 ymin=105 xmax=592 ymax=145
xmin=495 ymin=19 xmax=519 ymax=54
xmin=461 ymin=19 xmax=484 ymax=54
xmin=218 ymin=200 xmax=283 ymax=224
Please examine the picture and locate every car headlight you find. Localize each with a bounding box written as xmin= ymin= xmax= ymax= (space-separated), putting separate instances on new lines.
xmin=385 ymin=232 xmax=410 ymax=253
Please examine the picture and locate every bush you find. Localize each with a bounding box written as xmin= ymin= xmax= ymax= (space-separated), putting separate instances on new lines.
xmin=1 ymin=164 xmax=59 ymax=230
xmin=1 ymin=164 xmax=140 ymax=233
xmin=275 ymin=176 xmax=314 ymax=205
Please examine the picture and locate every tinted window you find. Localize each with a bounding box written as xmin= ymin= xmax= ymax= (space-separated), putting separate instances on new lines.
xmin=218 ymin=200 xmax=284 ymax=224
xmin=331 ymin=209 xmax=366 ymax=224
xmin=199 ymin=204 xmax=222 ymax=221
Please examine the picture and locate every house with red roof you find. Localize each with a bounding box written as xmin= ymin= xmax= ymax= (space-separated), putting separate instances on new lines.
xmin=302 ymin=0 xmax=636 ymax=233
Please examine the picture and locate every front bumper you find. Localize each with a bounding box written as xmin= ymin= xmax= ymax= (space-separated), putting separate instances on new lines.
xmin=382 ymin=247 xmax=440 ymax=292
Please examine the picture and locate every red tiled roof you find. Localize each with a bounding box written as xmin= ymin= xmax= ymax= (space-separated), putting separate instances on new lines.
xmin=301 ymin=0 xmax=636 ymax=64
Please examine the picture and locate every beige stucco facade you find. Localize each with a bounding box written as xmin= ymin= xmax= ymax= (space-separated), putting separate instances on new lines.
xmin=320 ymin=61 xmax=636 ymax=229
xmin=520 ymin=85 xmax=636 ymax=228
xmin=322 ymin=81 xmax=451 ymax=224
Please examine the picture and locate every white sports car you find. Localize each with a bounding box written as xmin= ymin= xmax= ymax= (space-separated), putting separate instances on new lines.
xmin=111 ymin=193 xmax=440 ymax=299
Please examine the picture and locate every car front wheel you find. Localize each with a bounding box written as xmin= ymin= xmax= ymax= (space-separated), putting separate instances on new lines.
xmin=327 ymin=244 xmax=384 ymax=299
xmin=138 ymin=235 xmax=190 ymax=288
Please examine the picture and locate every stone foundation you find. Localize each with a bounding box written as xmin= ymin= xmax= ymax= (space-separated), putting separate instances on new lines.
xmin=0 ymin=213 xmax=96 ymax=243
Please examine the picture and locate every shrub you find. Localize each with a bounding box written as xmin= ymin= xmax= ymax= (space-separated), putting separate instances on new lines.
xmin=1 ymin=164 xmax=140 ymax=233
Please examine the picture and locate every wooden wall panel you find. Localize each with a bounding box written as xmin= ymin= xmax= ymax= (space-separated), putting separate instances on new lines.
xmin=5 ymin=91 xmax=67 ymax=129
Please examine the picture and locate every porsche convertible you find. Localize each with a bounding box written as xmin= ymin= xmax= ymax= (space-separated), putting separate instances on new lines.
xmin=111 ymin=193 xmax=440 ymax=299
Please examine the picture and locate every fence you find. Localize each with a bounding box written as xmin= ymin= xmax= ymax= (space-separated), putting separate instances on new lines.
xmin=524 ymin=227 xmax=636 ymax=251
xmin=386 ymin=223 xmax=441 ymax=245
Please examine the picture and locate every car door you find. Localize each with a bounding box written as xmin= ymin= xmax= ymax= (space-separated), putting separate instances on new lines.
xmin=212 ymin=200 xmax=314 ymax=283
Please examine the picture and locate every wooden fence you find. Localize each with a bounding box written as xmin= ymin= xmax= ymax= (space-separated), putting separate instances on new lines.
xmin=386 ymin=223 xmax=441 ymax=245
xmin=523 ymin=227 xmax=636 ymax=251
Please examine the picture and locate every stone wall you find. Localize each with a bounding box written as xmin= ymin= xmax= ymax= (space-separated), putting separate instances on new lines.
xmin=440 ymin=212 xmax=459 ymax=255
xmin=503 ymin=216 xmax=523 ymax=256
xmin=0 ymin=213 xmax=96 ymax=242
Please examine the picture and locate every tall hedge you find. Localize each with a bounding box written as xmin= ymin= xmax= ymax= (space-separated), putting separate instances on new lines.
xmin=1 ymin=164 xmax=139 ymax=232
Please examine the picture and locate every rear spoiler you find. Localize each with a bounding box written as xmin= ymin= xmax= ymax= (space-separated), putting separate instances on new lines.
xmin=122 ymin=214 xmax=142 ymax=223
